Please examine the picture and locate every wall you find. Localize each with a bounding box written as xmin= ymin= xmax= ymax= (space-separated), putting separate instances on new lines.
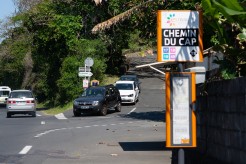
xmin=188 ymin=77 xmax=246 ymax=164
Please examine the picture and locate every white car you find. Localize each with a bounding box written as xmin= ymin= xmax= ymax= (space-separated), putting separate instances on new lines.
xmin=6 ymin=90 xmax=37 ymax=118
xmin=115 ymin=80 xmax=139 ymax=104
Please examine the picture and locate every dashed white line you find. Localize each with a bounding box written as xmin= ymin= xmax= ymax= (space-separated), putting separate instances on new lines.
xmin=19 ymin=145 xmax=32 ymax=154
xmin=127 ymin=107 xmax=136 ymax=114
xmin=55 ymin=113 xmax=67 ymax=120
xmin=34 ymin=120 xmax=149 ymax=138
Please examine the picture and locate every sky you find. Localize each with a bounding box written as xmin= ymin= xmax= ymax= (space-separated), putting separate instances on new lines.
xmin=0 ymin=0 xmax=16 ymax=21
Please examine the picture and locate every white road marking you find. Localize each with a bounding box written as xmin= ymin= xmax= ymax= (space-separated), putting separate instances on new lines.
xmin=55 ymin=113 xmax=67 ymax=120
xmin=41 ymin=121 xmax=45 ymax=125
xmin=34 ymin=120 xmax=151 ymax=138
xmin=127 ymin=107 xmax=136 ymax=114
xmin=36 ymin=114 xmax=42 ymax=117
xmin=19 ymin=146 xmax=32 ymax=154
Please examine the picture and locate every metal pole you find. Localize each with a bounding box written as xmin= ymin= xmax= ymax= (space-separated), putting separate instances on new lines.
xmin=178 ymin=62 xmax=185 ymax=164
xmin=178 ymin=63 xmax=184 ymax=72
xmin=178 ymin=148 xmax=185 ymax=164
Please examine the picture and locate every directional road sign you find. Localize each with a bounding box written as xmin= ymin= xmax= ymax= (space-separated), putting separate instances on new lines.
xmin=78 ymin=72 xmax=93 ymax=77
xmin=79 ymin=67 xmax=91 ymax=72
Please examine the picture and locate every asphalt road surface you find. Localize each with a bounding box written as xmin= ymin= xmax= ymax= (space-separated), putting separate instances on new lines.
xmin=0 ymin=54 xmax=172 ymax=164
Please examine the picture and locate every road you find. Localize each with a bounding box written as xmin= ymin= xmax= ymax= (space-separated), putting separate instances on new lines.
xmin=0 ymin=75 xmax=172 ymax=164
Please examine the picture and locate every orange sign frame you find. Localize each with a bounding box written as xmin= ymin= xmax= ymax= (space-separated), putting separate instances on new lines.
xmin=157 ymin=10 xmax=203 ymax=62
xmin=166 ymin=72 xmax=196 ymax=148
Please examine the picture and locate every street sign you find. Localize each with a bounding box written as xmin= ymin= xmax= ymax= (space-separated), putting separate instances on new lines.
xmin=157 ymin=10 xmax=203 ymax=62
xmin=83 ymin=79 xmax=89 ymax=88
xmin=78 ymin=72 xmax=93 ymax=77
xmin=85 ymin=57 xmax=94 ymax=67
xmin=166 ymin=72 xmax=196 ymax=148
xmin=79 ymin=67 xmax=91 ymax=72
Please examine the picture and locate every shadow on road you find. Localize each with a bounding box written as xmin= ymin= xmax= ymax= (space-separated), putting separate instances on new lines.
xmin=119 ymin=110 xmax=166 ymax=122
xmin=119 ymin=141 xmax=170 ymax=151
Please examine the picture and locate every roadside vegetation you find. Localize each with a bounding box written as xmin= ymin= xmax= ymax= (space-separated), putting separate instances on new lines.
xmin=0 ymin=0 xmax=245 ymax=113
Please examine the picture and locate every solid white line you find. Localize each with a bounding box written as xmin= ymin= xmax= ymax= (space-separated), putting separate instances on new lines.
xmin=55 ymin=113 xmax=67 ymax=120
xmin=19 ymin=145 xmax=32 ymax=154
xmin=127 ymin=107 xmax=136 ymax=114
xmin=36 ymin=114 xmax=41 ymax=117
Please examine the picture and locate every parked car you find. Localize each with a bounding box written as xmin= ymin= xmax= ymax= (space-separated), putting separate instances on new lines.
xmin=119 ymin=74 xmax=141 ymax=93
xmin=115 ymin=80 xmax=139 ymax=105
xmin=6 ymin=90 xmax=37 ymax=118
xmin=73 ymin=85 xmax=121 ymax=117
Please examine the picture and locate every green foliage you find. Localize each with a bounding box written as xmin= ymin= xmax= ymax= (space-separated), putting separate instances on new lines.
xmin=56 ymin=39 xmax=108 ymax=105
xmin=1 ymin=0 xmax=245 ymax=107
xmin=202 ymin=0 xmax=246 ymax=79
xmin=0 ymin=34 xmax=31 ymax=88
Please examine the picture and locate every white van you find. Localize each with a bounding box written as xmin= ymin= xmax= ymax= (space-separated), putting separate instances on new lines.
xmin=0 ymin=86 xmax=11 ymax=105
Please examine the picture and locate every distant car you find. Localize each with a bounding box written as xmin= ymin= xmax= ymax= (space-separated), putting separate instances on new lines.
xmin=119 ymin=74 xmax=141 ymax=93
xmin=115 ymin=80 xmax=139 ymax=105
xmin=73 ymin=85 xmax=121 ymax=117
xmin=6 ymin=90 xmax=37 ymax=118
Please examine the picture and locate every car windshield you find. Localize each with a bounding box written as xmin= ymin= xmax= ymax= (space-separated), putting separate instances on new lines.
xmin=9 ymin=92 xmax=33 ymax=98
xmin=81 ymin=88 xmax=105 ymax=97
xmin=0 ymin=91 xmax=10 ymax=97
xmin=116 ymin=83 xmax=133 ymax=90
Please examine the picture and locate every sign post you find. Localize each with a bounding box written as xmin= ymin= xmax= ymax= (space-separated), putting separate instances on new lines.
xmin=157 ymin=10 xmax=203 ymax=164
xmin=78 ymin=57 xmax=94 ymax=90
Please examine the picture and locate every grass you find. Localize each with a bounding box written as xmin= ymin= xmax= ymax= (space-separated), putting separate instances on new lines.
xmin=38 ymin=102 xmax=73 ymax=115
xmin=39 ymin=74 xmax=119 ymax=115
xmin=100 ymin=74 xmax=120 ymax=85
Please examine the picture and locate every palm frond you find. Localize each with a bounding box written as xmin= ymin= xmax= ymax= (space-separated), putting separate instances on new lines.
xmin=91 ymin=0 xmax=153 ymax=33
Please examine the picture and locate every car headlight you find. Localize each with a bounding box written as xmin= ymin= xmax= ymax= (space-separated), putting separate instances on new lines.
xmin=92 ymin=101 xmax=99 ymax=106
xmin=128 ymin=94 xmax=134 ymax=97
xmin=74 ymin=100 xmax=79 ymax=105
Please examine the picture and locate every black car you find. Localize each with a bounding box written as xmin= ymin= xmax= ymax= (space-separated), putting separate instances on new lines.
xmin=73 ymin=85 xmax=121 ymax=116
xmin=119 ymin=74 xmax=141 ymax=93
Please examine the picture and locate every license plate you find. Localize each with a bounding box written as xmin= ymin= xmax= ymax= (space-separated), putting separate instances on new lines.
xmin=17 ymin=101 xmax=26 ymax=104
xmin=81 ymin=106 xmax=89 ymax=109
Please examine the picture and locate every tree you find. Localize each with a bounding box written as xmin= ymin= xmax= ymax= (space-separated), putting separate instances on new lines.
xmin=201 ymin=0 xmax=246 ymax=78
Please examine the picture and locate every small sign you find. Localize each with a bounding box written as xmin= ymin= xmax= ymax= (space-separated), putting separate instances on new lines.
xmin=83 ymin=79 xmax=89 ymax=88
xmin=91 ymin=80 xmax=99 ymax=86
xmin=85 ymin=57 xmax=94 ymax=67
xmin=78 ymin=72 xmax=93 ymax=77
xmin=79 ymin=67 xmax=91 ymax=72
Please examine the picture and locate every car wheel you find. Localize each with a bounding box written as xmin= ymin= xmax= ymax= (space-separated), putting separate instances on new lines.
xmin=73 ymin=109 xmax=81 ymax=117
xmin=115 ymin=101 xmax=121 ymax=112
xmin=31 ymin=112 xmax=36 ymax=117
xmin=7 ymin=112 xmax=11 ymax=118
xmin=99 ymin=104 xmax=107 ymax=116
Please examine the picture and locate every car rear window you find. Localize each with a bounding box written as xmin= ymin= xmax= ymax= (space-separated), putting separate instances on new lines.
xmin=10 ymin=92 xmax=33 ymax=98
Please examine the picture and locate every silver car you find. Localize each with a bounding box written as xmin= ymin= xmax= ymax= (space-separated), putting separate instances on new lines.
xmin=6 ymin=90 xmax=37 ymax=118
